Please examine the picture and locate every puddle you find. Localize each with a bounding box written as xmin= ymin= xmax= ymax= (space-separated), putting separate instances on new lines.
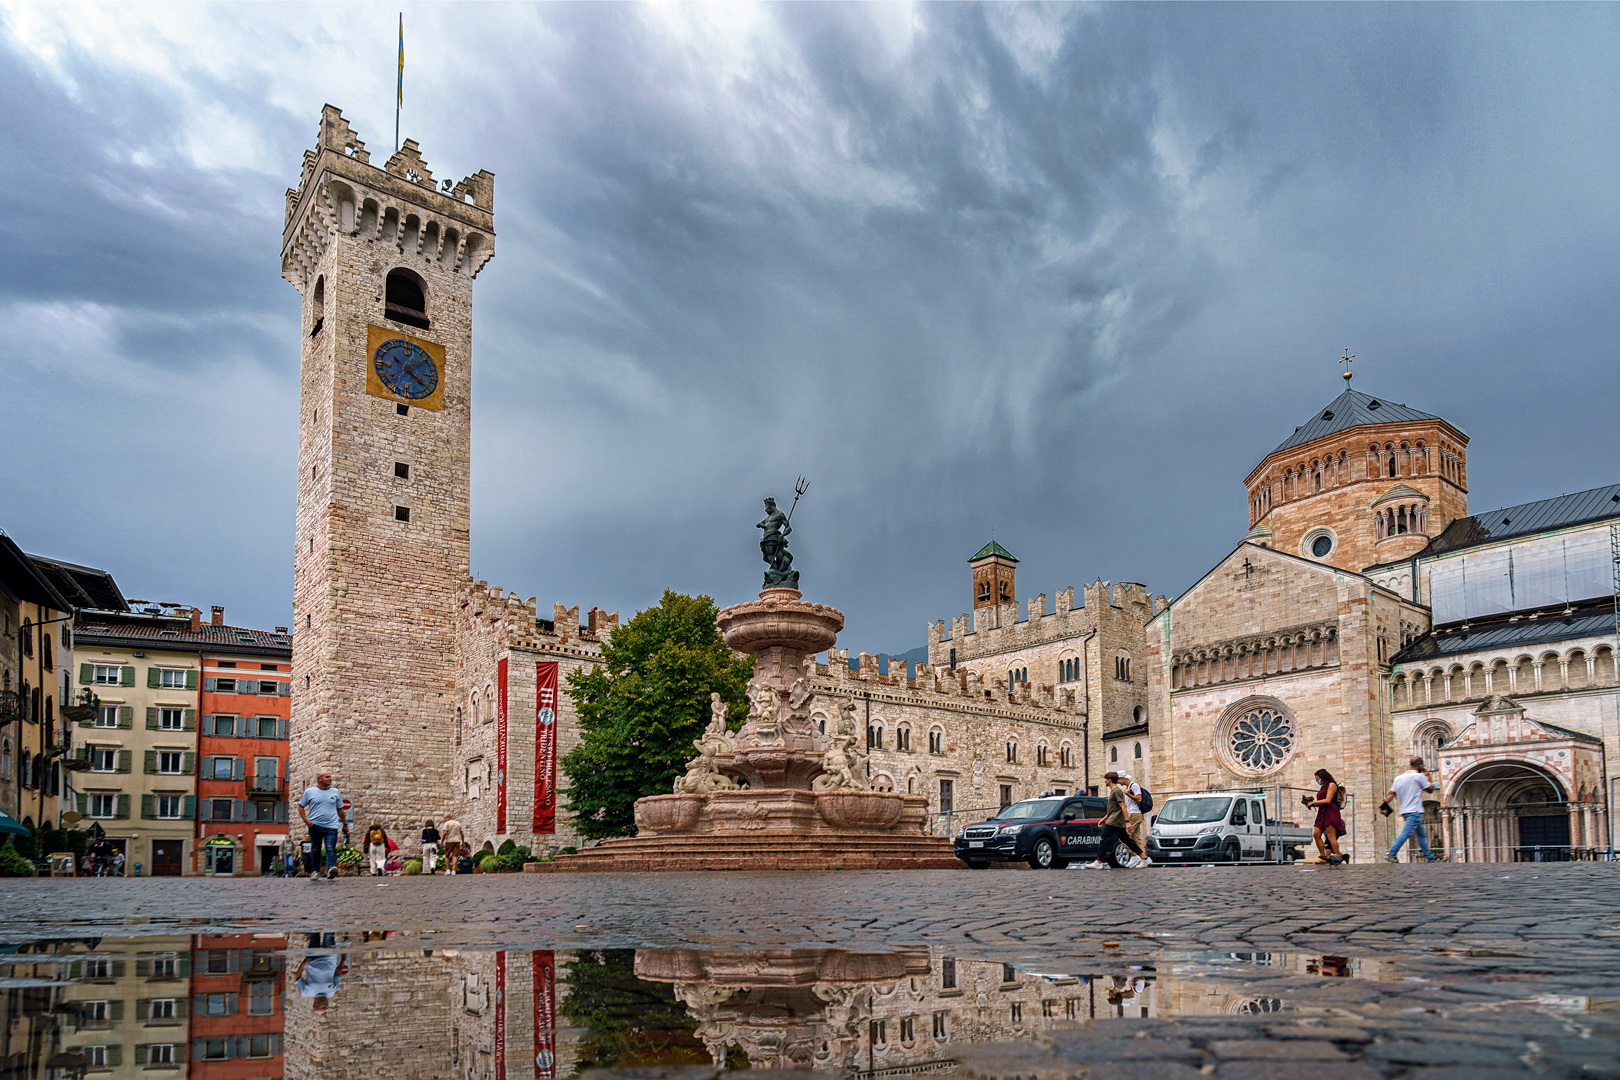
xmin=0 ymin=937 xmax=1609 ymax=1077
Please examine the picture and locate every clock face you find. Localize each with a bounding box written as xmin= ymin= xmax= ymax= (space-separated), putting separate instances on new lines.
xmin=372 ymin=338 xmax=440 ymax=400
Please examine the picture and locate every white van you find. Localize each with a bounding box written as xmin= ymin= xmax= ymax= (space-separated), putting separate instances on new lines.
xmin=1146 ymin=792 xmax=1311 ymax=864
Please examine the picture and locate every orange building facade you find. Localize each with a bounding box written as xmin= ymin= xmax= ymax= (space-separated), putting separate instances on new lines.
xmin=194 ymin=608 xmax=292 ymax=876
xmin=188 ymin=933 xmax=287 ymax=1077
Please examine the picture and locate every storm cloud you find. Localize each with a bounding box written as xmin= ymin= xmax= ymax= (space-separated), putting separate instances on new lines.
xmin=2 ymin=3 xmax=1617 ymax=653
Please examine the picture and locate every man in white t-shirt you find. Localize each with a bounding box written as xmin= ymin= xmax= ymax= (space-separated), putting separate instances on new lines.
xmin=1120 ymin=773 xmax=1150 ymax=867
xmin=1383 ymin=757 xmax=1439 ymax=863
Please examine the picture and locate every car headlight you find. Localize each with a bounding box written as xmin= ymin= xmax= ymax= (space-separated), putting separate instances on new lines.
xmin=997 ymin=824 xmax=1025 ymax=835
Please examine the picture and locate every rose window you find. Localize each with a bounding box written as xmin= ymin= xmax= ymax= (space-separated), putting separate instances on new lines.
xmin=1228 ymin=707 xmax=1295 ymax=772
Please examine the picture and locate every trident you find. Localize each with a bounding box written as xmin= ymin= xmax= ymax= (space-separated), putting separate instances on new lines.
xmin=786 ymin=476 xmax=809 ymax=524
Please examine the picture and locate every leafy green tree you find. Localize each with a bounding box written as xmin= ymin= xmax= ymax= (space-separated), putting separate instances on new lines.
xmin=562 ymin=591 xmax=753 ymax=840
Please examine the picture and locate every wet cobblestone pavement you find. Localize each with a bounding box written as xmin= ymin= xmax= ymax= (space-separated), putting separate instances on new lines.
xmin=2 ymin=863 xmax=1617 ymax=1078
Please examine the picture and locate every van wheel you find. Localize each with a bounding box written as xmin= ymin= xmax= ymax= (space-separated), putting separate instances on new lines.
xmin=1223 ymin=840 xmax=1242 ymax=863
xmin=966 ymin=860 xmax=990 ymax=869
xmin=1028 ymin=838 xmax=1065 ymax=870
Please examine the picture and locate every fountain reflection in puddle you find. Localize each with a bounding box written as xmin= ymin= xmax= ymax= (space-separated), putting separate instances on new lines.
xmin=0 ymin=937 xmax=1486 ymax=1077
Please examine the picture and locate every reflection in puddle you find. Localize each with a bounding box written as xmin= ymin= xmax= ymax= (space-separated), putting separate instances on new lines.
xmin=0 ymin=938 xmax=1591 ymax=1078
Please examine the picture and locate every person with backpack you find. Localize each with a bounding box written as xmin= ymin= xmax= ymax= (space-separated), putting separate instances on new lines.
xmin=1304 ymin=768 xmax=1348 ymax=864
xmin=1120 ymin=772 xmax=1153 ymax=867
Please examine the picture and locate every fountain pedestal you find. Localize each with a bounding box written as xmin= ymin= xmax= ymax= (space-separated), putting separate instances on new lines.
xmin=538 ymin=588 xmax=958 ymax=873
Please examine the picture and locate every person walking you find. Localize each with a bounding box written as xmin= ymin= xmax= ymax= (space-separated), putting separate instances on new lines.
xmin=293 ymin=932 xmax=350 ymax=1014
xmin=111 ymin=850 xmax=126 ymax=877
xmin=440 ymin=816 xmax=465 ymax=875
xmin=1085 ymin=772 xmax=1148 ymax=869
xmin=1120 ymin=772 xmax=1151 ymax=867
xmin=297 ymin=771 xmax=348 ymax=880
xmin=280 ymin=836 xmax=301 ymax=879
xmin=1383 ymin=757 xmax=1440 ymax=863
xmin=1305 ymin=768 xmax=1348 ymax=864
xmin=361 ymin=822 xmax=392 ymax=876
xmin=420 ymin=821 xmax=441 ymax=874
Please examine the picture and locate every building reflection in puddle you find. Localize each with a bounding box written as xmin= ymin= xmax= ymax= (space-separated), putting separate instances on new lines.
xmin=0 ymin=938 xmax=1378 ymax=1079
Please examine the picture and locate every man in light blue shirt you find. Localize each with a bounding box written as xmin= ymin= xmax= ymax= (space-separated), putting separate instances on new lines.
xmin=1383 ymin=757 xmax=1439 ymax=863
xmin=297 ymin=772 xmax=348 ymax=879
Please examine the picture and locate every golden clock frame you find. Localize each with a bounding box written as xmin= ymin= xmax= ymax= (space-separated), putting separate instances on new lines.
xmin=365 ymin=324 xmax=446 ymax=411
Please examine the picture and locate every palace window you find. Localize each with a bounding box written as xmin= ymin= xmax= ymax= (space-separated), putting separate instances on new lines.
xmin=999 ymin=784 xmax=1013 ymax=808
xmin=938 ymin=778 xmax=954 ymax=814
xmin=385 ymin=268 xmax=430 ymax=329
xmin=895 ymin=724 xmax=911 ymax=751
xmin=928 ymin=728 xmax=944 ymax=754
xmin=940 ymin=957 xmax=957 ymax=989
xmin=932 ymin=1012 xmax=948 ymax=1040
xmin=1059 ymin=745 xmax=1072 ymax=768
xmin=1036 ymin=744 xmax=1049 ymax=767
xmin=1114 ymin=656 xmax=1131 ymax=681
xmin=1005 ymin=741 xmax=1017 ymax=764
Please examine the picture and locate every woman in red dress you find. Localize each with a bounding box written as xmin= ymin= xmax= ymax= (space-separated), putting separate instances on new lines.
xmin=1305 ymin=768 xmax=1347 ymax=864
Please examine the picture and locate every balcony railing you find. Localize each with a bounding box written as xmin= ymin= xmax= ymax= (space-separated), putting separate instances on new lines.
xmin=246 ymin=775 xmax=285 ymax=795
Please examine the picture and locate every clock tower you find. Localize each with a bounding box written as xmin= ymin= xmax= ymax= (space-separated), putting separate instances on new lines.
xmin=281 ymin=105 xmax=495 ymax=829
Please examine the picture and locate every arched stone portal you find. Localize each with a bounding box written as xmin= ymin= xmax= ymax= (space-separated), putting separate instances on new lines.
xmin=1443 ymin=761 xmax=1574 ymax=863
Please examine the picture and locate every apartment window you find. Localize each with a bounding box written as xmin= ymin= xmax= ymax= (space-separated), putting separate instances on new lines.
xmin=205 ymin=951 xmax=229 ymax=974
xmin=159 ymin=708 xmax=184 ymax=731
xmin=210 ymin=799 xmax=233 ymax=821
xmin=148 ymin=957 xmax=178 ymax=979
xmin=202 ymin=993 xmax=233 ymax=1016
xmin=254 ymin=801 xmax=277 ymax=822
xmin=90 ymin=747 xmax=116 ymax=772
xmin=257 ymin=716 xmax=279 ymax=738
xmin=158 ymin=669 xmax=188 ymax=689
xmin=217 ymin=661 xmax=236 ymax=669
xmin=149 ymin=998 xmax=176 ymax=1020
xmin=247 ymin=1033 xmax=273 ymax=1057
xmin=247 ymin=980 xmax=275 ymax=1016
xmin=394 ymin=461 xmax=410 ymax=478
xmin=214 ymin=678 xmax=237 ymax=693
xmin=92 ymin=665 xmax=121 ymax=685
xmin=395 ymin=506 xmax=411 ymax=522
xmin=148 ymin=1044 xmax=175 ymax=1065
xmin=84 ymin=1046 xmax=108 ymax=1067
xmin=259 ymin=681 xmax=277 ymax=695
xmin=211 ymin=756 xmax=234 ymax=779
xmin=211 ymin=715 xmax=236 ymax=736
xmin=201 ymin=1039 xmax=227 ymax=1060
xmin=932 ymin=1012 xmax=948 ymax=1040
xmin=157 ymin=751 xmax=184 ymax=774
xmin=155 ymin=795 xmax=182 ymax=818
xmin=95 ymin=705 xmax=118 ymax=728
xmin=82 ymin=1000 xmax=109 ymax=1021
xmin=940 ymin=957 xmax=957 ymax=990
xmin=85 ymin=959 xmax=112 ymax=979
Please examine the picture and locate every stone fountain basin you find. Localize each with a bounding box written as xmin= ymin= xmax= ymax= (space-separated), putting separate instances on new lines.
xmin=632 ymin=790 xmax=929 ymax=837
xmin=716 ymin=592 xmax=844 ymax=655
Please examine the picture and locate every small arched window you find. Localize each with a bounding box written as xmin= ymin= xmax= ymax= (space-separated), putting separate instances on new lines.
xmin=385 ymin=268 xmax=430 ymax=329
xmin=310 ymin=276 xmax=326 ymax=337
xmin=1134 ymin=742 xmax=1142 ymax=760
xmin=1109 ymin=746 xmax=1118 ymax=764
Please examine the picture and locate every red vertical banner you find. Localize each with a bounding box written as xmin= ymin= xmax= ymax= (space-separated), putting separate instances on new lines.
xmin=532 ymin=950 xmax=556 ymax=1080
xmin=495 ymin=950 xmax=507 ymax=1079
xmin=534 ymin=662 xmax=559 ymax=833
xmin=497 ymin=658 xmax=510 ymax=835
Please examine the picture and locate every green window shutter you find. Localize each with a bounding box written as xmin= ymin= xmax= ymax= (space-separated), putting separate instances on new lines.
xmin=141 ymin=794 xmax=155 ymax=819
xmin=181 ymin=752 xmax=195 ymax=776
xmin=185 ymin=670 xmax=199 ymax=691
xmin=182 ymin=795 xmax=197 ymax=820
xmin=76 ymin=793 xmax=87 ymax=815
xmin=183 ymin=709 xmax=196 ymax=732
xmin=115 ymin=793 xmax=130 ymax=819
xmin=106 ymin=1046 xmax=122 ymax=1067
xmin=116 ymin=750 xmax=132 ymax=774
xmin=146 ymin=708 xmax=160 ymax=730
xmin=108 ymin=1000 xmax=124 ymax=1022
xmin=120 ymin=666 xmax=135 ymax=687
xmin=134 ymin=1045 xmax=148 ymax=1066
xmin=147 ymin=667 xmax=161 ymax=689
xmin=79 ymin=662 xmax=93 ymax=684
xmin=135 ymin=998 xmax=150 ymax=1021
xmin=143 ymin=750 xmax=157 ymax=774
xmin=117 ymin=706 xmax=133 ymax=729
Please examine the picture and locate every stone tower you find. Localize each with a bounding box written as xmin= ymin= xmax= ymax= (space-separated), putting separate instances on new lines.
xmin=969 ymin=541 xmax=1018 ymax=619
xmin=1242 ymin=387 xmax=1468 ymax=573
xmin=281 ymin=105 xmax=495 ymax=829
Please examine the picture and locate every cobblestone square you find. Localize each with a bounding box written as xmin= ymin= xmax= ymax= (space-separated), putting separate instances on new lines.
xmin=3 ymin=862 xmax=1618 ymax=1078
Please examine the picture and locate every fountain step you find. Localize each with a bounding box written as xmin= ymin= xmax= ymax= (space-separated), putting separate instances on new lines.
xmin=531 ymin=832 xmax=960 ymax=873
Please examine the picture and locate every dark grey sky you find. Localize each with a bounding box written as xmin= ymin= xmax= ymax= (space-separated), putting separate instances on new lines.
xmin=2 ymin=3 xmax=1616 ymax=654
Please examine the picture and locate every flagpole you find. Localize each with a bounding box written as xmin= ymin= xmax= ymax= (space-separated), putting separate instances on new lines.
xmin=395 ymin=12 xmax=403 ymax=152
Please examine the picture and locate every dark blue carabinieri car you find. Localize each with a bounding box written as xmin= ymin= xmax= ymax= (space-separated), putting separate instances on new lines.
xmin=953 ymin=795 xmax=1109 ymax=869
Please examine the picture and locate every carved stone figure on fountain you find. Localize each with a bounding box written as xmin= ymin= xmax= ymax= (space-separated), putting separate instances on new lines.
xmin=738 ymin=682 xmax=784 ymax=748
xmin=812 ymin=698 xmax=869 ymax=792
xmin=673 ymin=693 xmax=739 ymax=795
